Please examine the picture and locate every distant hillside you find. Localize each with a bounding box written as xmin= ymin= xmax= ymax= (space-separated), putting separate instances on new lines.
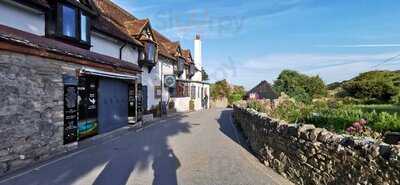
xmin=327 ymin=70 xmax=400 ymax=103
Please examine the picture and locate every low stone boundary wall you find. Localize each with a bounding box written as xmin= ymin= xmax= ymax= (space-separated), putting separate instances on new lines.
xmin=233 ymin=105 xmax=400 ymax=185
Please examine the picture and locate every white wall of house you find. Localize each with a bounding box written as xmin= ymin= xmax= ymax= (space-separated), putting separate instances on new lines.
xmin=0 ymin=1 xmax=45 ymax=35
xmin=141 ymin=65 xmax=161 ymax=111
xmin=160 ymin=58 xmax=174 ymax=103
xmin=90 ymin=32 xmax=139 ymax=64
xmin=173 ymin=97 xmax=191 ymax=112
xmin=121 ymin=45 xmax=139 ymax=65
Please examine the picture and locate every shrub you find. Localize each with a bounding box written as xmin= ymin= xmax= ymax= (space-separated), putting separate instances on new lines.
xmin=189 ymin=100 xmax=195 ymax=111
xmin=247 ymin=100 xmax=270 ymax=113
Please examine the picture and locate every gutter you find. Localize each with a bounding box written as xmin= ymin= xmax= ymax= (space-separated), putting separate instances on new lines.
xmin=119 ymin=42 xmax=128 ymax=60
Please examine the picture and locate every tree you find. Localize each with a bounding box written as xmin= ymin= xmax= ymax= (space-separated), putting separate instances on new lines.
xmin=210 ymin=79 xmax=231 ymax=100
xmin=342 ymin=71 xmax=400 ymax=103
xmin=228 ymin=85 xmax=246 ymax=104
xmin=273 ymin=70 xmax=327 ymax=103
xmin=202 ymin=69 xmax=209 ymax=81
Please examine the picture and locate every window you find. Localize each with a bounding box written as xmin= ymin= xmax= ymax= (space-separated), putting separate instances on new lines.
xmin=80 ymin=13 xmax=88 ymax=42
xmin=145 ymin=42 xmax=156 ymax=63
xmin=172 ymin=81 xmax=189 ymax=97
xmin=177 ymin=57 xmax=185 ymax=76
xmin=62 ymin=5 xmax=77 ymax=38
xmin=189 ymin=64 xmax=195 ymax=77
xmin=55 ymin=3 xmax=90 ymax=44
xmin=191 ymin=86 xmax=196 ymax=99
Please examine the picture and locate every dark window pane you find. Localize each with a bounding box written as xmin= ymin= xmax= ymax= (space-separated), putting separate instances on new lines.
xmin=80 ymin=13 xmax=87 ymax=41
xmin=146 ymin=42 xmax=156 ymax=62
xmin=62 ymin=5 xmax=76 ymax=37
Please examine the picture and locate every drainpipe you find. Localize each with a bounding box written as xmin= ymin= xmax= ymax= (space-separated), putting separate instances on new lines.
xmin=160 ymin=59 xmax=164 ymax=116
xmin=119 ymin=43 xmax=128 ymax=60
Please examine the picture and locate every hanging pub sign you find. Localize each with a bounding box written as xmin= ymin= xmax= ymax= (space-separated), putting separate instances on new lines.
xmin=77 ymin=75 xmax=99 ymax=139
xmin=63 ymin=75 xmax=78 ymax=144
xmin=164 ymin=75 xmax=176 ymax=88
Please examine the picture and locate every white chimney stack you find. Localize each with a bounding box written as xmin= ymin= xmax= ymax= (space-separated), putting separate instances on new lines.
xmin=194 ymin=34 xmax=202 ymax=70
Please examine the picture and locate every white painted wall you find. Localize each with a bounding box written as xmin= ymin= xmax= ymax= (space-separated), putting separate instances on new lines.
xmin=121 ymin=45 xmax=139 ymax=64
xmin=90 ymin=32 xmax=139 ymax=64
xmin=173 ymin=97 xmax=191 ymax=112
xmin=141 ymin=65 xmax=161 ymax=111
xmin=91 ymin=32 xmax=120 ymax=59
xmin=0 ymin=1 xmax=45 ymax=35
xmin=160 ymin=59 xmax=174 ymax=103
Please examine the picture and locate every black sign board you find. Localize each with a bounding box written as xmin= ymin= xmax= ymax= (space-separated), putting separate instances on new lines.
xmin=63 ymin=75 xmax=78 ymax=144
xmin=77 ymin=76 xmax=99 ymax=139
xmin=128 ymin=83 xmax=136 ymax=121
xmin=137 ymin=84 xmax=143 ymax=121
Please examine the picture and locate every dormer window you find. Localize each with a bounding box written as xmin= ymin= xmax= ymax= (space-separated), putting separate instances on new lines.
xmin=145 ymin=42 xmax=156 ymax=63
xmin=177 ymin=57 xmax=185 ymax=76
xmin=62 ymin=5 xmax=77 ymax=38
xmin=189 ymin=63 xmax=195 ymax=78
xmin=48 ymin=2 xmax=90 ymax=45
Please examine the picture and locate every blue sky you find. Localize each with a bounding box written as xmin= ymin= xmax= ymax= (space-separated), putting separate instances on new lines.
xmin=113 ymin=0 xmax=400 ymax=89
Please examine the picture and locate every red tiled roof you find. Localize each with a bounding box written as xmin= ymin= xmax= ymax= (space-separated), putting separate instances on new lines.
xmin=0 ymin=24 xmax=141 ymax=72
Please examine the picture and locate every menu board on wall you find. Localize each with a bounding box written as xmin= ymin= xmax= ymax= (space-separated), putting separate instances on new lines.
xmin=63 ymin=75 xmax=78 ymax=144
xmin=137 ymin=84 xmax=143 ymax=121
xmin=77 ymin=76 xmax=98 ymax=139
xmin=128 ymin=83 xmax=136 ymax=123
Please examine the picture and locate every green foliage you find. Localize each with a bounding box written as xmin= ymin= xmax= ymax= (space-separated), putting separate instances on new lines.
xmin=189 ymin=100 xmax=195 ymax=111
xmin=342 ymin=71 xmax=400 ymax=103
xmin=211 ymin=80 xmax=245 ymax=104
xmin=210 ymin=79 xmax=231 ymax=100
xmin=247 ymin=100 xmax=265 ymax=112
xmin=305 ymin=105 xmax=400 ymax=133
xmin=273 ymin=70 xmax=327 ymax=103
xmin=228 ymin=85 xmax=246 ymax=104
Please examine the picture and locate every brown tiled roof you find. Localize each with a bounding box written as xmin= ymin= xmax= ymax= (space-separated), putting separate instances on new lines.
xmin=182 ymin=50 xmax=194 ymax=65
xmin=124 ymin=19 xmax=149 ymax=36
xmin=91 ymin=15 xmax=143 ymax=47
xmin=246 ymin=81 xmax=278 ymax=100
xmin=92 ymin=0 xmax=136 ymax=28
xmin=0 ymin=24 xmax=141 ymax=73
xmin=153 ymin=31 xmax=176 ymax=60
xmin=92 ymin=0 xmax=190 ymax=62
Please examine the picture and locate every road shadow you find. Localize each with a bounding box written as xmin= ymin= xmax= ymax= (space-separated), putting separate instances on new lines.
xmin=0 ymin=116 xmax=191 ymax=185
xmin=216 ymin=109 xmax=252 ymax=153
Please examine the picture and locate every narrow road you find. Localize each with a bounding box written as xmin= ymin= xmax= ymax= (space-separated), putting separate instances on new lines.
xmin=0 ymin=109 xmax=293 ymax=185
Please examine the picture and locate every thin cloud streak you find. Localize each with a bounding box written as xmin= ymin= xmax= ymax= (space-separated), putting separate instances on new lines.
xmin=316 ymin=44 xmax=400 ymax=48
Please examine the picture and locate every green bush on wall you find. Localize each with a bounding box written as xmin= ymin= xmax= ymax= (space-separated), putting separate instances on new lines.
xmin=189 ymin=100 xmax=195 ymax=111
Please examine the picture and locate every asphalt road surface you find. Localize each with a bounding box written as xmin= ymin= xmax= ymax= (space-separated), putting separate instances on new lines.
xmin=0 ymin=109 xmax=293 ymax=185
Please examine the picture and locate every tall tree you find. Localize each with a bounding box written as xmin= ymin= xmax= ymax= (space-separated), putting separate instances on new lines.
xmin=273 ymin=70 xmax=327 ymax=102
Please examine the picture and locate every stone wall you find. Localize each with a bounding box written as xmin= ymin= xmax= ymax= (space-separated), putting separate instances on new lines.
xmin=233 ymin=105 xmax=400 ymax=185
xmin=0 ymin=51 xmax=80 ymax=175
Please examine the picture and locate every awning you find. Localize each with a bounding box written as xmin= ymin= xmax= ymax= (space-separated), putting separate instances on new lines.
xmin=80 ymin=67 xmax=138 ymax=80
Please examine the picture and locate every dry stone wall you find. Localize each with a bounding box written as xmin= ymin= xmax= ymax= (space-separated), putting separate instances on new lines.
xmin=233 ymin=105 xmax=400 ymax=185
